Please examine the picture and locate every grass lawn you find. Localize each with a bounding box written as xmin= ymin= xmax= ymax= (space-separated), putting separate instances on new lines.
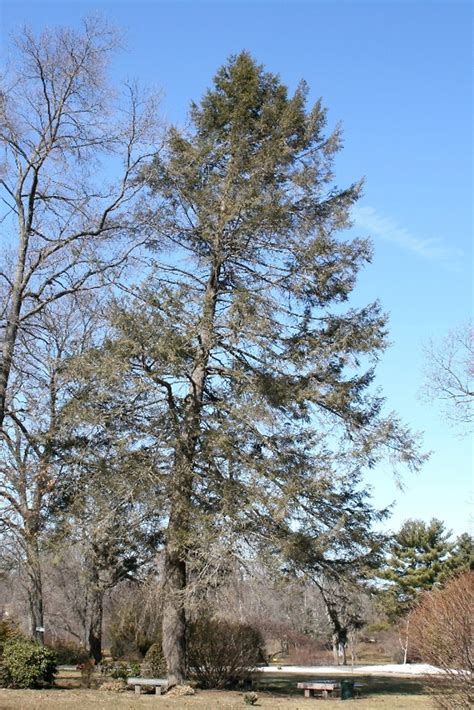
xmin=0 ymin=668 xmax=436 ymax=709
xmin=0 ymin=687 xmax=434 ymax=709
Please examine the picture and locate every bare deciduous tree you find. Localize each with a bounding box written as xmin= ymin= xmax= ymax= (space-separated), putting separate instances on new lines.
xmin=421 ymin=321 xmax=473 ymax=430
xmin=0 ymin=17 xmax=159 ymax=429
xmin=310 ymin=575 xmax=367 ymax=665
xmin=0 ymin=17 xmax=160 ymax=646
xmin=0 ymin=297 xmax=99 ymax=643
xmin=51 ymin=456 xmax=163 ymax=662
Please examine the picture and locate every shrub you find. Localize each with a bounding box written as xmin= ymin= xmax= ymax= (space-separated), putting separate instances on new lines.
xmin=109 ymin=632 xmax=153 ymax=660
xmin=78 ymin=657 xmax=95 ymax=688
xmin=188 ymin=617 xmax=264 ymax=689
xmin=2 ymin=639 xmax=57 ymax=688
xmin=243 ymin=691 xmax=259 ymax=705
xmin=129 ymin=661 xmax=141 ymax=676
xmin=410 ymin=571 xmax=473 ymax=709
xmin=109 ymin=661 xmax=129 ymax=680
xmin=99 ymin=658 xmax=113 ymax=676
xmin=49 ymin=639 xmax=89 ymax=665
xmin=109 ymin=604 xmax=158 ymax=659
xmin=0 ymin=618 xmax=22 ymax=656
xmin=0 ymin=662 xmax=9 ymax=688
xmin=100 ymin=679 xmax=127 ymax=692
xmin=166 ymin=684 xmax=195 ymax=697
xmin=142 ymin=642 xmax=167 ymax=678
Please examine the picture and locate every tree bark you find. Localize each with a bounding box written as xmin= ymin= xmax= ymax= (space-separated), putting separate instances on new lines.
xmin=161 ymin=260 xmax=220 ymax=684
xmin=399 ymin=615 xmax=410 ymax=665
xmin=88 ymin=571 xmax=104 ymax=663
xmin=25 ymin=536 xmax=45 ymax=645
xmin=332 ymin=634 xmax=348 ymax=665
xmin=0 ymin=229 xmax=28 ymax=429
xmin=162 ymin=535 xmax=187 ymax=685
xmin=340 ymin=636 xmax=348 ymax=666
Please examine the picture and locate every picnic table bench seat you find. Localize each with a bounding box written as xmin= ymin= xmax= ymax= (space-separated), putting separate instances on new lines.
xmin=127 ymin=677 xmax=168 ymax=695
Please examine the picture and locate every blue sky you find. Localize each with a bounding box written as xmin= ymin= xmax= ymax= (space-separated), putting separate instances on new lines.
xmin=1 ymin=0 xmax=472 ymax=536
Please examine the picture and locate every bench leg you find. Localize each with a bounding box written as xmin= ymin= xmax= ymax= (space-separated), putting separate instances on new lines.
xmin=134 ymin=685 xmax=141 ymax=695
xmin=155 ymin=685 xmax=162 ymax=695
xmin=304 ymin=689 xmax=310 ymax=698
xmin=322 ymin=689 xmax=328 ymax=698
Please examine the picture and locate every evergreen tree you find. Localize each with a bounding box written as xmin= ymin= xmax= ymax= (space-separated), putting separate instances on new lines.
xmin=74 ymin=53 xmax=424 ymax=683
xmin=442 ymin=532 xmax=474 ymax=580
xmin=378 ymin=518 xmax=464 ymax=620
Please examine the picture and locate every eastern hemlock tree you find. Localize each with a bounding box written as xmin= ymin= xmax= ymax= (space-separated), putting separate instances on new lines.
xmin=377 ymin=518 xmax=461 ymax=621
xmin=75 ymin=53 xmax=424 ymax=684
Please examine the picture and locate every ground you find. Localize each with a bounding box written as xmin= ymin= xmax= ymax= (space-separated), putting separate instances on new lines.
xmin=0 ymin=666 xmax=436 ymax=709
xmin=0 ymin=687 xmax=434 ymax=709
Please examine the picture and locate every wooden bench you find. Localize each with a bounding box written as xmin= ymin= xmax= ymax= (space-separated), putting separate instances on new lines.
xmin=297 ymin=681 xmax=339 ymax=698
xmin=127 ymin=677 xmax=168 ymax=695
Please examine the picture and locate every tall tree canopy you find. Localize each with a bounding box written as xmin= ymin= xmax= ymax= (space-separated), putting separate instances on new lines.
xmin=71 ymin=52 xmax=424 ymax=683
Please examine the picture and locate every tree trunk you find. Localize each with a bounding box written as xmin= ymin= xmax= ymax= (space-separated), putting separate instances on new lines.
xmin=88 ymin=577 xmax=104 ymax=663
xmin=161 ymin=455 xmax=194 ymax=685
xmin=162 ymin=544 xmax=187 ymax=685
xmin=0 ymin=222 xmax=29 ymax=429
xmin=160 ymin=260 xmax=221 ymax=684
xmin=25 ymin=537 xmax=45 ymax=645
xmin=399 ymin=615 xmax=410 ymax=665
xmin=340 ymin=639 xmax=347 ymax=665
xmin=332 ymin=630 xmax=348 ymax=665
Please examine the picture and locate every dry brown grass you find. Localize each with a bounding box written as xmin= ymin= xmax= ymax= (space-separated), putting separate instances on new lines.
xmin=0 ymin=687 xmax=434 ymax=709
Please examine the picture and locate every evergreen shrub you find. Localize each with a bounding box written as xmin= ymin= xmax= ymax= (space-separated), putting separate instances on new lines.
xmin=0 ymin=617 xmax=22 ymax=657
xmin=142 ymin=642 xmax=167 ymax=678
xmin=109 ymin=661 xmax=129 ymax=680
xmin=2 ymin=639 xmax=56 ymax=688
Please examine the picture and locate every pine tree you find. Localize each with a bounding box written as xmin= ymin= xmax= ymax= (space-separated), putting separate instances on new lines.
xmin=378 ymin=518 xmax=458 ymax=620
xmin=75 ymin=53 xmax=424 ymax=683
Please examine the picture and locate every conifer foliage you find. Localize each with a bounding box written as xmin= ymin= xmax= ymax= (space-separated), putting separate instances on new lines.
xmin=378 ymin=518 xmax=470 ymax=620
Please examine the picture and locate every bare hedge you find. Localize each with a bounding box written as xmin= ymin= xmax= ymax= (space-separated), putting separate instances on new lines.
xmin=410 ymin=571 xmax=473 ymax=709
xmin=188 ymin=617 xmax=264 ymax=689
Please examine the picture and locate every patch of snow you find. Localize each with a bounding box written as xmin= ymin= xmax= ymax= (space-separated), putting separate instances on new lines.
xmin=257 ymin=663 xmax=445 ymax=676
